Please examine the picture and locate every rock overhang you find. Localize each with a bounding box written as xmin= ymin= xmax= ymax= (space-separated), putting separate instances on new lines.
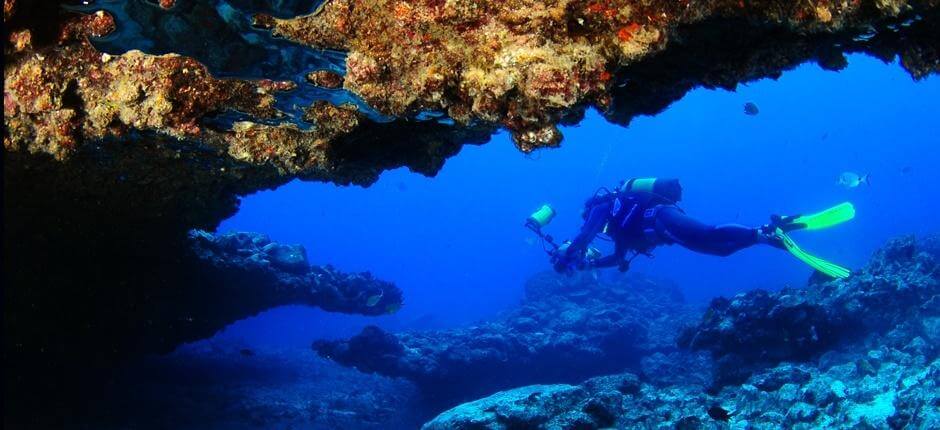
xmin=4 ymin=0 xmax=938 ymax=186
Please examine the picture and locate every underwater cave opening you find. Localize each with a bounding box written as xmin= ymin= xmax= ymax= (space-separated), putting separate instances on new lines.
xmin=212 ymin=54 xmax=940 ymax=350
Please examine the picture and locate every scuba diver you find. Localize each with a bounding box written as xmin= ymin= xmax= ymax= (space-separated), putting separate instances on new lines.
xmin=526 ymin=178 xmax=854 ymax=278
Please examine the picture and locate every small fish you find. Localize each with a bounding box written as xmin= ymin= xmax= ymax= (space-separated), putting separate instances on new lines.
xmin=743 ymin=102 xmax=759 ymax=116
xmin=899 ymin=166 xmax=913 ymax=175
xmin=838 ymin=171 xmax=870 ymax=188
xmin=707 ymin=405 xmax=733 ymax=422
xmin=239 ymin=348 xmax=255 ymax=357
xmin=821 ymin=132 xmax=829 ymax=140
xmin=365 ymin=290 xmax=384 ymax=307
xmin=396 ymin=181 xmax=408 ymax=192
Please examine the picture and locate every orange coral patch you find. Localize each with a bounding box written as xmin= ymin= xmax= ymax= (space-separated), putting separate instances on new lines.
xmin=618 ymin=23 xmax=640 ymax=42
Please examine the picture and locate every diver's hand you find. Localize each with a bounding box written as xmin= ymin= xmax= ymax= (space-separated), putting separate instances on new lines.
xmin=757 ymin=226 xmax=786 ymax=250
xmin=551 ymin=250 xmax=582 ymax=274
xmin=551 ymin=252 xmax=573 ymax=273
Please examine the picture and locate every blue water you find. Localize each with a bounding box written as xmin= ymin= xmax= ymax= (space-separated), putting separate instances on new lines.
xmin=216 ymin=54 xmax=940 ymax=347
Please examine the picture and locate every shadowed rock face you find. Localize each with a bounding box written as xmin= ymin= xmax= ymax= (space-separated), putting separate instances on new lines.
xmin=2 ymin=143 xmax=402 ymax=427
xmin=313 ymin=272 xmax=701 ymax=407
xmin=3 ymin=0 xmax=940 ymax=427
xmin=424 ymin=236 xmax=940 ymax=430
xmin=189 ymin=230 xmax=404 ymax=318
xmin=678 ymin=235 xmax=940 ymax=389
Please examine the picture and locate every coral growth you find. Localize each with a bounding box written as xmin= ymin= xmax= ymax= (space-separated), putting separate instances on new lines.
xmin=424 ymin=235 xmax=940 ymax=429
xmin=314 ymin=272 xmax=700 ymax=404
xmin=4 ymin=0 xmax=938 ymax=170
xmin=306 ymin=69 xmax=345 ymax=88
xmin=266 ymin=0 xmax=939 ymax=148
xmin=678 ymin=235 xmax=939 ymax=388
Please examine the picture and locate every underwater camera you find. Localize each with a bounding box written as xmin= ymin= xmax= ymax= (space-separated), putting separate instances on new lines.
xmin=524 ymin=203 xmax=620 ymax=273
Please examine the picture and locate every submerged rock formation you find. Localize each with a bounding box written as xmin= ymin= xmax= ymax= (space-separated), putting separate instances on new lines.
xmin=313 ymin=272 xmax=701 ymax=405
xmin=4 ymin=225 xmax=402 ymax=428
xmin=424 ymin=353 xmax=940 ymax=429
xmin=678 ymin=235 xmax=940 ymax=388
xmin=424 ymin=236 xmax=940 ymax=429
xmin=266 ymin=0 xmax=940 ymax=149
xmin=74 ymin=343 xmax=424 ymax=430
xmin=4 ymin=0 xmax=939 ymax=170
xmin=190 ymin=230 xmax=403 ymax=316
xmin=4 ymin=0 xmax=940 ymax=427
xmin=4 ymin=1 xmax=938 ymax=368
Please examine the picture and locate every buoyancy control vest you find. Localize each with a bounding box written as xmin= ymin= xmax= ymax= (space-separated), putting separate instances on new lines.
xmin=585 ymin=178 xmax=683 ymax=252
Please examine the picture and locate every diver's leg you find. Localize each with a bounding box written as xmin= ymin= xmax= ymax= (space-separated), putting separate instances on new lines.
xmin=655 ymin=207 xmax=759 ymax=256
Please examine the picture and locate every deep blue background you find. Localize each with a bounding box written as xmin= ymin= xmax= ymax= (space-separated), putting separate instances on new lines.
xmin=216 ymin=55 xmax=940 ymax=348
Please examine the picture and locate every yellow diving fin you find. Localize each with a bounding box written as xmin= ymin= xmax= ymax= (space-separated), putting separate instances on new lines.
xmin=778 ymin=229 xmax=851 ymax=279
xmin=792 ymin=202 xmax=856 ymax=231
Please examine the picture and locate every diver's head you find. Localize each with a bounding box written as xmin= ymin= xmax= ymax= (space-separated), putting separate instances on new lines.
xmin=621 ymin=177 xmax=683 ymax=202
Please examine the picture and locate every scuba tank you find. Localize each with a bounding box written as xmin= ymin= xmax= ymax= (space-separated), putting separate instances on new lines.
xmin=619 ymin=177 xmax=682 ymax=203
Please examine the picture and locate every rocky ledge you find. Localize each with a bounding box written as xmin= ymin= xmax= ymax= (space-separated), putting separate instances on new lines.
xmin=678 ymin=235 xmax=940 ymax=389
xmin=423 ymin=236 xmax=940 ymax=429
xmin=4 ymin=228 xmax=402 ymax=428
xmin=313 ymin=272 xmax=702 ymax=406
xmin=4 ymin=0 xmax=939 ymax=175
xmin=189 ymin=230 xmax=403 ymax=318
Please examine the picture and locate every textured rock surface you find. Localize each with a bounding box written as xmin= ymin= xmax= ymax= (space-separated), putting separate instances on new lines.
xmin=36 ymin=343 xmax=424 ymax=430
xmin=314 ymin=272 xmax=701 ymax=405
xmin=678 ymin=235 xmax=940 ymax=388
xmin=424 ymin=236 xmax=940 ymax=429
xmin=4 ymin=0 xmax=939 ymax=167
xmin=190 ymin=230 xmax=403 ymax=317
xmin=424 ymin=354 xmax=940 ymax=429
xmin=267 ymin=0 xmax=940 ymax=149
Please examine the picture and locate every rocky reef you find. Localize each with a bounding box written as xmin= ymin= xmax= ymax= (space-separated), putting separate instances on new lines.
xmin=265 ymin=0 xmax=940 ymax=149
xmin=314 ymin=271 xmax=702 ymax=406
xmin=190 ymin=230 xmax=403 ymax=317
xmin=4 ymin=226 xmax=402 ymax=427
xmin=422 ymin=236 xmax=940 ymax=429
xmin=5 ymin=0 xmax=939 ymax=168
xmin=5 ymin=1 xmax=938 ymax=369
xmin=424 ymin=353 xmax=939 ymax=429
xmin=678 ymin=235 xmax=940 ymax=389
xmin=26 ymin=341 xmax=425 ymax=430
xmin=4 ymin=0 xmax=940 ymax=427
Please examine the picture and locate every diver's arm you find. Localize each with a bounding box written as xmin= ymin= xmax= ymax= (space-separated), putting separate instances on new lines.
xmin=565 ymin=202 xmax=611 ymax=257
xmin=655 ymin=207 xmax=759 ymax=257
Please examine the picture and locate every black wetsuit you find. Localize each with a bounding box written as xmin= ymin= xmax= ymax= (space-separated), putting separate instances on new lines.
xmin=564 ymin=191 xmax=759 ymax=268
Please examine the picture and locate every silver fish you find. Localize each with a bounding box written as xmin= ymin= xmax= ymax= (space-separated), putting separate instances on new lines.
xmin=365 ymin=290 xmax=384 ymax=307
xmin=838 ymin=172 xmax=870 ymax=188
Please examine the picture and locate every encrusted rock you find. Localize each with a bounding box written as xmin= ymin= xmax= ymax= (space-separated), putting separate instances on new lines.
xmin=679 ymin=235 xmax=940 ymax=388
xmin=314 ymin=272 xmax=700 ymax=404
xmin=266 ymin=0 xmax=940 ymax=147
xmin=305 ymin=69 xmax=345 ymax=89
xmin=190 ymin=230 xmax=403 ymax=315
